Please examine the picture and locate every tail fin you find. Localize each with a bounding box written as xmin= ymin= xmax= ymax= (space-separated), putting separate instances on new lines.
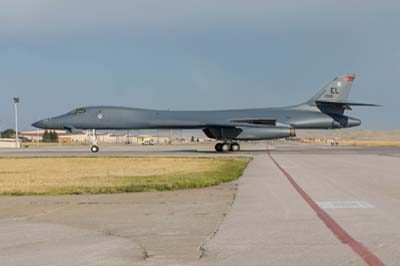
xmin=303 ymin=74 xmax=380 ymax=115
xmin=306 ymin=74 xmax=355 ymax=105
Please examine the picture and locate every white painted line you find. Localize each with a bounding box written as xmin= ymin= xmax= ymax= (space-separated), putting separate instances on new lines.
xmin=317 ymin=201 xmax=374 ymax=209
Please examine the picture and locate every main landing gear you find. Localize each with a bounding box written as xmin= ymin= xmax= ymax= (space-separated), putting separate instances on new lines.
xmin=215 ymin=142 xmax=240 ymax=152
xmin=90 ymin=129 xmax=100 ymax=153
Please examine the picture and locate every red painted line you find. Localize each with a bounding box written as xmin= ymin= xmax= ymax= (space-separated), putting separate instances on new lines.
xmin=268 ymin=152 xmax=385 ymax=266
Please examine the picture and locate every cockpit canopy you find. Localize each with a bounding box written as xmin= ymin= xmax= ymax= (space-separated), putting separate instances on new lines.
xmin=68 ymin=108 xmax=86 ymax=115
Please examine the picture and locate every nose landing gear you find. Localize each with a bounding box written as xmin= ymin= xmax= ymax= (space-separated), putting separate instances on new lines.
xmin=215 ymin=142 xmax=240 ymax=152
xmin=91 ymin=145 xmax=99 ymax=153
xmin=90 ymin=129 xmax=100 ymax=153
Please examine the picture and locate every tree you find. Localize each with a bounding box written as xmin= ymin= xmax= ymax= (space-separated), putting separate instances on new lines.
xmin=52 ymin=130 xmax=59 ymax=142
xmin=50 ymin=130 xmax=58 ymax=142
xmin=191 ymin=136 xmax=195 ymax=142
xmin=42 ymin=130 xmax=59 ymax=143
xmin=1 ymin=129 xmax=16 ymax=138
xmin=42 ymin=130 xmax=50 ymax=142
xmin=50 ymin=131 xmax=55 ymax=142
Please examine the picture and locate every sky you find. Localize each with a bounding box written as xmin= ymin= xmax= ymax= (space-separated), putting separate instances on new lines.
xmin=0 ymin=0 xmax=399 ymax=131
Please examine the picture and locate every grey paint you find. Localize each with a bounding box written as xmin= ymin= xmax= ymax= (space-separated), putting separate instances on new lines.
xmin=33 ymin=75 xmax=375 ymax=141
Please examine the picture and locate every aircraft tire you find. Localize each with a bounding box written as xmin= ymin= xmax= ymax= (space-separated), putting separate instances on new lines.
xmin=230 ymin=143 xmax=240 ymax=152
xmin=221 ymin=143 xmax=231 ymax=152
xmin=215 ymin=143 xmax=223 ymax=152
xmin=91 ymin=145 xmax=100 ymax=153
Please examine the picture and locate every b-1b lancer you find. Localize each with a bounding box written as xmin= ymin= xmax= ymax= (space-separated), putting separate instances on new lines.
xmin=33 ymin=74 xmax=378 ymax=152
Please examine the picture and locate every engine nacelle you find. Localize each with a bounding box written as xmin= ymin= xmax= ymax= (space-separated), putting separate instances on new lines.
xmin=203 ymin=127 xmax=296 ymax=140
xmin=235 ymin=127 xmax=296 ymax=140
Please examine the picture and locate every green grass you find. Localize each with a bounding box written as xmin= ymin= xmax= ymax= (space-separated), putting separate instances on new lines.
xmin=0 ymin=157 xmax=250 ymax=196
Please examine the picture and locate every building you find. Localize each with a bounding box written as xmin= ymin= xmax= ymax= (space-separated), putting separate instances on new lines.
xmin=19 ymin=130 xmax=171 ymax=145
xmin=19 ymin=130 xmax=67 ymax=142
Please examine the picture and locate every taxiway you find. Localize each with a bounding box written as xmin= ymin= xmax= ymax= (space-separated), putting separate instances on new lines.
xmin=0 ymin=142 xmax=399 ymax=266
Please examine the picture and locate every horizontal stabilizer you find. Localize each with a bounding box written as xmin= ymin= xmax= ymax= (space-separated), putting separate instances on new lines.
xmin=316 ymin=100 xmax=380 ymax=106
xmin=316 ymin=100 xmax=381 ymax=111
xmin=316 ymin=100 xmax=381 ymax=106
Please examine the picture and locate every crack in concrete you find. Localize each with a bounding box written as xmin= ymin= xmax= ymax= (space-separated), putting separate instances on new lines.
xmin=102 ymin=229 xmax=151 ymax=261
xmin=198 ymin=182 xmax=238 ymax=260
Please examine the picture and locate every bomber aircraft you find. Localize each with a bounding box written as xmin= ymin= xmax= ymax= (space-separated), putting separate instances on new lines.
xmin=33 ymin=74 xmax=378 ymax=152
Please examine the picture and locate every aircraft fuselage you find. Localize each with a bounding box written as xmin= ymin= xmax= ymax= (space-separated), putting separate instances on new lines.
xmin=32 ymin=105 xmax=361 ymax=131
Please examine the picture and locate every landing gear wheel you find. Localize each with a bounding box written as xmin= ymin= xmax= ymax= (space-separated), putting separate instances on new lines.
xmin=221 ymin=143 xmax=231 ymax=152
xmin=230 ymin=143 xmax=240 ymax=152
xmin=91 ymin=145 xmax=99 ymax=153
xmin=215 ymin=143 xmax=223 ymax=152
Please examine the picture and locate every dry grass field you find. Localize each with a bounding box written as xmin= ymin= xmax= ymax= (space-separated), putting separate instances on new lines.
xmin=297 ymin=130 xmax=400 ymax=147
xmin=338 ymin=140 xmax=400 ymax=147
xmin=0 ymin=157 xmax=249 ymax=195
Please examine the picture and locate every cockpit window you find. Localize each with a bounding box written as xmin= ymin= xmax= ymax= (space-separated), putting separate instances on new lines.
xmin=68 ymin=108 xmax=86 ymax=115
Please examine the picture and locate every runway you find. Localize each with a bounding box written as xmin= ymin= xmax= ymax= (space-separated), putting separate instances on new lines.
xmin=0 ymin=141 xmax=398 ymax=157
xmin=0 ymin=142 xmax=399 ymax=265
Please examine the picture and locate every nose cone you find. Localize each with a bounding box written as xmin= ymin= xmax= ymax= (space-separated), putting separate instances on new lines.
xmin=32 ymin=119 xmax=48 ymax=129
xmin=347 ymin=117 xmax=362 ymax=128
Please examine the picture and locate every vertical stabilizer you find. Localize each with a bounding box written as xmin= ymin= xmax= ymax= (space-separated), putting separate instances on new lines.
xmin=305 ymin=74 xmax=355 ymax=105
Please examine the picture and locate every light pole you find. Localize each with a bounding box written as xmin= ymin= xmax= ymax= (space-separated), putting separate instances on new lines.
xmin=13 ymin=97 xmax=20 ymax=148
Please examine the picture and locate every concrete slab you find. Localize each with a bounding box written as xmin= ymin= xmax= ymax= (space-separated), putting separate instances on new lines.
xmin=0 ymin=183 xmax=236 ymax=266
xmin=199 ymin=155 xmax=363 ymax=266
xmin=271 ymin=153 xmax=400 ymax=265
xmin=0 ymin=220 xmax=142 ymax=266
